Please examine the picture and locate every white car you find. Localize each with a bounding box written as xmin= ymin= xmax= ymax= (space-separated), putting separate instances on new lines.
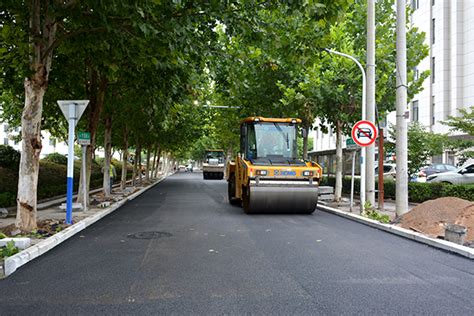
xmin=426 ymin=163 xmax=474 ymax=184
xmin=375 ymin=164 xmax=396 ymax=181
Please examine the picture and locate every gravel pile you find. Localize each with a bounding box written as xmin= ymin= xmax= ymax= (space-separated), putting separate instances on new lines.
xmin=398 ymin=197 xmax=474 ymax=242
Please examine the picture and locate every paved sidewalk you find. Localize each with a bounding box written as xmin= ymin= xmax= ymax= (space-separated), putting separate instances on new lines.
xmin=322 ymin=197 xmax=418 ymax=220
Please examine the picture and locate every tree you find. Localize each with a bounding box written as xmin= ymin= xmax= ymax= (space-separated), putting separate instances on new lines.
xmin=442 ymin=106 xmax=474 ymax=165
xmin=279 ymin=0 xmax=429 ymax=201
xmin=387 ymin=123 xmax=448 ymax=177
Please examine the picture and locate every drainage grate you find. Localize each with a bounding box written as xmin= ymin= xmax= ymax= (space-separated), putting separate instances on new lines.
xmin=127 ymin=231 xmax=172 ymax=240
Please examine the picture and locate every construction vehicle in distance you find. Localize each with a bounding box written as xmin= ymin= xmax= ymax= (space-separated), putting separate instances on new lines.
xmin=226 ymin=117 xmax=322 ymax=214
xmin=203 ymin=149 xmax=225 ymax=179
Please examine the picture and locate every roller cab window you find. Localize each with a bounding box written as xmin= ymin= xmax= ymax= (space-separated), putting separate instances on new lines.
xmin=245 ymin=122 xmax=299 ymax=164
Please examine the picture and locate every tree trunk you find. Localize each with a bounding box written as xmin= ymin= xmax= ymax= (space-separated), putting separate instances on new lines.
xmin=335 ymin=120 xmax=343 ymax=202
xmin=145 ymin=145 xmax=151 ymax=182
xmin=103 ymin=114 xmax=112 ymax=197
xmin=77 ymin=70 xmax=107 ymax=205
xmin=16 ymin=4 xmax=57 ymax=232
xmin=138 ymin=143 xmax=142 ymax=184
xmin=120 ymin=128 xmax=129 ymax=190
xmin=154 ymin=148 xmax=162 ymax=178
xmin=16 ymin=76 xmax=47 ymax=231
xmin=151 ymin=145 xmax=158 ymax=179
xmin=132 ymin=145 xmax=138 ymax=187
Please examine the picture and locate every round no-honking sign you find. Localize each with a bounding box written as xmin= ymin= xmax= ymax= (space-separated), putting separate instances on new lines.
xmin=351 ymin=120 xmax=377 ymax=147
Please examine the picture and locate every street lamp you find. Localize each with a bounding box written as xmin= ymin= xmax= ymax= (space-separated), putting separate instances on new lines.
xmin=324 ymin=49 xmax=366 ymax=212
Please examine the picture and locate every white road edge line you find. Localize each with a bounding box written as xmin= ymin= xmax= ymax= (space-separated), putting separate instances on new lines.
xmin=318 ymin=204 xmax=474 ymax=260
xmin=2 ymin=175 xmax=170 ymax=278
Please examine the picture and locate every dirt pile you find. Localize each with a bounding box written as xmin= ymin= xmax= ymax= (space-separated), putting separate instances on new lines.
xmin=398 ymin=197 xmax=474 ymax=241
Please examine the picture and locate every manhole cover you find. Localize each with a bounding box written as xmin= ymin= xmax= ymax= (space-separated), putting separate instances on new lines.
xmin=127 ymin=231 xmax=172 ymax=240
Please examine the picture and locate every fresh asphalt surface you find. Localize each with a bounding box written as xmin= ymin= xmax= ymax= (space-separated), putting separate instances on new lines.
xmin=1 ymin=172 xmax=474 ymax=315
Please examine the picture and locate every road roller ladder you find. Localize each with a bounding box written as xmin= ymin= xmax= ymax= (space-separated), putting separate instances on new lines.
xmin=226 ymin=117 xmax=322 ymax=214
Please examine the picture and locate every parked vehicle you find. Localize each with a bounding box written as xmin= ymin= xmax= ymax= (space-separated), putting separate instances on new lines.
xmin=426 ymin=163 xmax=474 ymax=184
xmin=374 ymin=164 xmax=396 ymax=181
xmin=418 ymin=163 xmax=457 ymax=180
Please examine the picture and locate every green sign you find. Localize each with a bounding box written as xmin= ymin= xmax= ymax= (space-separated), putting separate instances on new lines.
xmin=346 ymin=138 xmax=357 ymax=148
xmin=78 ymin=132 xmax=90 ymax=145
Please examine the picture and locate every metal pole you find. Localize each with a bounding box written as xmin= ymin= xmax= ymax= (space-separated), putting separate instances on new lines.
xmin=396 ymin=0 xmax=409 ymax=216
xmin=378 ymin=127 xmax=384 ymax=210
xmin=82 ymin=144 xmax=88 ymax=212
xmin=366 ymin=0 xmax=376 ymax=206
xmin=325 ymin=49 xmax=366 ymax=213
xmin=66 ymin=103 xmax=76 ymax=224
xmin=350 ymin=150 xmax=356 ymax=212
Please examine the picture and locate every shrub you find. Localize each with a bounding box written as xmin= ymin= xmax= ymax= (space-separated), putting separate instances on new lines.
xmin=0 ymin=145 xmax=20 ymax=170
xmin=0 ymin=192 xmax=16 ymax=208
xmin=320 ymin=176 xmax=474 ymax=203
xmin=43 ymin=153 xmax=68 ymax=165
xmin=441 ymin=184 xmax=474 ymax=201
xmin=0 ymin=166 xmax=18 ymax=195
xmin=0 ymin=241 xmax=19 ymax=259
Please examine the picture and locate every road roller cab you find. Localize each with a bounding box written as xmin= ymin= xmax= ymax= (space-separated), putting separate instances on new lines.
xmin=226 ymin=117 xmax=322 ymax=214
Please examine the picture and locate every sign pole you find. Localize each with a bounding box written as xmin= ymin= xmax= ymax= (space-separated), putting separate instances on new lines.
xmin=350 ymin=150 xmax=356 ymax=212
xmin=58 ymin=100 xmax=89 ymax=225
xmin=82 ymin=145 xmax=88 ymax=212
xmin=378 ymin=127 xmax=385 ymax=210
xmin=66 ymin=103 xmax=76 ymax=225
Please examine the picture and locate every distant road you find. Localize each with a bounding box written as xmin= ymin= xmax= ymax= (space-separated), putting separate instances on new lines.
xmin=1 ymin=172 xmax=473 ymax=315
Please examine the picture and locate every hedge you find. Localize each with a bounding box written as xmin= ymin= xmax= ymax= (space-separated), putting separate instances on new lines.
xmin=321 ymin=177 xmax=474 ymax=203
xmin=0 ymin=156 xmax=136 ymax=207
xmin=0 ymin=145 xmax=20 ymax=170
xmin=0 ymin=160 xmax=104 ymax=207
xmin=43 ymin=153 xmax=68 ymax=165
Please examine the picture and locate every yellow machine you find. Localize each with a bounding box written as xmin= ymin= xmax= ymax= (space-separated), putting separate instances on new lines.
xmin=203 ymin=149 xmax=225 ymax=179
xmin=226 ymin=117 xmax=322 ymax=214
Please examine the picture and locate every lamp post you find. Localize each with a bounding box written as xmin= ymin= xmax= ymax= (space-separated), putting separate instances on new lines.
xmin=324 ymin=49 xmax=366 ymax=212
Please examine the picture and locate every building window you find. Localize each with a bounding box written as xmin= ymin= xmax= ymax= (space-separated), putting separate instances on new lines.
xmin=432 ymin=0 xmax=435 ymax=5
xmin=3 ymin=138 xmax=8 ymax=145
xmin=49 ymin=137 xmax=56 ymax=146
xmin=411 ymin=0 xmax=419 ymax=10
xmin=3 ymin=124 xmax=8 ymax=132
xmin=431 ymin=96 xmax=435 ymax=125
xmin=412 ymin=100 xmax=419 ymax=122
xmin=414 ymin=67 xmax=419 ymax=80
xmin=432 ymin=57 xmax=435 ymax=83
xmin=432 ymin=19 xmax=435 ymax=44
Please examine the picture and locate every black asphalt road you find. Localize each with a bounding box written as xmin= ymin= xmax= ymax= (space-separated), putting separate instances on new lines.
xmin=1 ymin=172 xmax=474 ymax=315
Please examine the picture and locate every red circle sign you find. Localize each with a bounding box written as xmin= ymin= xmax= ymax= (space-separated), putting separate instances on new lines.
xmin=351 ymin=120 xmax=377 ymax=147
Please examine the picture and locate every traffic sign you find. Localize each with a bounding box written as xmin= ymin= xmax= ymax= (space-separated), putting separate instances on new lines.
xmin=351 ymin=120 xmax=377 ymax=147
xmin=78 ymin=132 xmax=90 ymax=145
xmin=58 ymin=100 xmax=89 ymax=127
xmin=346 ymin=138 xmax=357 ymax=149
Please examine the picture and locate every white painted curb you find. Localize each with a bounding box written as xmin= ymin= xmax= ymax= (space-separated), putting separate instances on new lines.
xmin=2 ymin=175 xmax=170 ymax=277
xmin=318 ymin=204 xmax=474 ymax=259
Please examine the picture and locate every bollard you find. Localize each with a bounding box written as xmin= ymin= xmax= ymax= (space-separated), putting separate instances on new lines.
xmin=444 ymin=224 xmax=467 ymax=245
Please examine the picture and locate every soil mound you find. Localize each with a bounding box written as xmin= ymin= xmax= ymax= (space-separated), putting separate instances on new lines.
xmin=455 ymin=204 xmax=474 ymax=242
xmin=398 ymin=197 xmax=474 ymax=241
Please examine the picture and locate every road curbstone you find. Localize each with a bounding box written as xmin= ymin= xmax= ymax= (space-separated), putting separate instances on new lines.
xmin=318 ymin=204 xmax=474 ymax=259
xmin=1 ymin=175 xmax=169 ymax=278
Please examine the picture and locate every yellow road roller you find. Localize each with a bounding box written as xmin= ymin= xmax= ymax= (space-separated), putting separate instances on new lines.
xmin=226 ymin=117 xmax=322 ymax=214
xmin=203 ymin=149 xmax=225 ymax=179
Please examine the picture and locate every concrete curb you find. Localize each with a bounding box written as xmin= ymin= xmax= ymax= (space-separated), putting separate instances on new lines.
xmin=318 ymin=203 xmax=474 ymax=259
xmin=2 ymin=175 xmax=170 ymax=278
